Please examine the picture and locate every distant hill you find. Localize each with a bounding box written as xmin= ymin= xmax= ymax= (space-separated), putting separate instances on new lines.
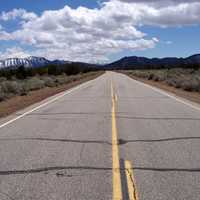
xmin=1 ymin=54 xmax=200 ymax=70
xmin=0 ymin=56 xmax=69 ymax=69
xmin=0 ymin=56 xmax=99 ymax=71
xmin=105 ymin=54 xmax=200 ymax=70
xmin=0 ymin=56 xmax=49 ymax=68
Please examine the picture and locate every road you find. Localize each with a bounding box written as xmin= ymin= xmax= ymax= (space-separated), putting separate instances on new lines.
xmin=0 ymin=71 xmax=200 ymax=200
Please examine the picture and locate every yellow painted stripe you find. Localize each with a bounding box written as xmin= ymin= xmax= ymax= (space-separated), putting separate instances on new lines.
xmin=111 ymin=81 xmax=122 ymax=200
xmin=125 ymin=160 xmax=139 ymax=200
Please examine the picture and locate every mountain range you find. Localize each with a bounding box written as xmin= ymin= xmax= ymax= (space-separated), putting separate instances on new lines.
xmin=0 ymin=54 xmax=200 ymax=69
xmin=106 ymin=54 xmax=200 ymax=70
xmin=0 ymin=56 xmax=67 ymax=69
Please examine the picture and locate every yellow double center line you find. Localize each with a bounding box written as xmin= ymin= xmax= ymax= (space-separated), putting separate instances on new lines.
xmin=111 ymin=81 xmax=122 ymax=200
xmin=111 ymin=80 xmax=138 ymax=200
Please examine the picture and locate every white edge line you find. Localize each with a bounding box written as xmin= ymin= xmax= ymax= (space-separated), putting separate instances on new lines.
xmin=0 ymin=78 xmax=95 ymax=129
xmin=130 ymin=77 xmax=200 ymax=112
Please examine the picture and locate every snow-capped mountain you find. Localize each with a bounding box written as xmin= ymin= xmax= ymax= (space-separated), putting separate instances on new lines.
xmin=0 ymin=56 xmax=51 ymax=69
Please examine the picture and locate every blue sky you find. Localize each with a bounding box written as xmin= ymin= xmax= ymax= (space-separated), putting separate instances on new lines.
xmin=0 ymin=0 xmax=200 ymax=62
xmin=0 ymin=0 xmax=99 ymax=13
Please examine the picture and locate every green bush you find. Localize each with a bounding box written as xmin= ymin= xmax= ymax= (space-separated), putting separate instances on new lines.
xmin=0 ymin=77 xmax=7 ymax=82
xmin=25 ymin=77 xmax=45 ymax=91
xmin=0 ymin=81 xmax=22 ymax=95
xmin=128 ymin=68 xmax=200 ymax=93
xmin=41 ymin=76 xmax=56 ymax=87
xmin=55 ymin=75 xmax=70 ymax=85
xmin=0 ymin=71 xmax=100 ymax=102
xmin=0 ymin=86 xmax=6 ymax=101
xmin=180 ymin=78 xmax=200 ymax=92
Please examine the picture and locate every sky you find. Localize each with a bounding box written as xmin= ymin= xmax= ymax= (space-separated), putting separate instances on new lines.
xmin=0 ymin=0 xmax=200 ymax=63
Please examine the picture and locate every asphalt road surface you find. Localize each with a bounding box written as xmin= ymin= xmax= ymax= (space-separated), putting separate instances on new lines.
xmin=0 ymin=71 xmax=200 ymax=200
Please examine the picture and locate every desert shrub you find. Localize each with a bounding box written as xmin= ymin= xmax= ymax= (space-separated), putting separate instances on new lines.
xmin=0 ymin=86 xmax=6 ymax=101
xmin=147 ymin=73 xmax=153 ymax=80
xmin=0 ymin=71 xmax=99 ymax=102
xmin=180 ymin=78 xmax=200 ymax=92
xmin=69 ymin=74 xmax=82 ymax=82
xmin=131 ymin=71 xmax=151 ymax=79
xmin=128 ymin=68 xmax=200 ymax=93
xmin=41 ymin=76 xmax=56 ymax=87
xmin=19 ymin=82 xmax=30 ymax=96
xmin=0 ymin=81 xmax=23 ymax=95
xmin=0 ymin=77 xmax=7 ymax=82
xmin=25 ymin=77 xmax=45 ymax=91
xmin=166 ymin=77 xmax=182 ymax=88
xmin=55 ymin=75 xmax=70 ymax=85
xmin=0 ymin=93 xmax=5 ymax=101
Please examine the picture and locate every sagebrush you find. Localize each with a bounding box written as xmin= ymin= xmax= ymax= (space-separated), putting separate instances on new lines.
xmin=126 ymin=68 xmax=200 ymax=92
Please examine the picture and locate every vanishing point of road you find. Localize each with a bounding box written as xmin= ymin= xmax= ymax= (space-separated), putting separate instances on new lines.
xmin=0 ymin=72 xmax=200 ymax=200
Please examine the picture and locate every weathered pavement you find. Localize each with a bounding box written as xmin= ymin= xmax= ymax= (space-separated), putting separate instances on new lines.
xmin=0 ymin=71 xmax=200 ymax=200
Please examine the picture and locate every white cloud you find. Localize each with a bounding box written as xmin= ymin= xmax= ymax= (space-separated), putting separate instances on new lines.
xmin=105 ymin=0 xmax=200 ymax=26
xmin=0 ymin=47 xmax=30 ymax=60
xmin=0 ymin=0 xmax=200 ymax=62
xmin=0 ymin=8 xmax=37 ymax=21
xmin=115 ymin=0 xmax=199 ymax=6
xmin=0 ymin=30 xmax=12 ymax=40
xmin=0 ymin=4 xmax=158 ymax=62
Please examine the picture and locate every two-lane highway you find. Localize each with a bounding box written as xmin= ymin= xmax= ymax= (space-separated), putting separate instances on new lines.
xmin=0 ymin=72 xmax=200 ymax=199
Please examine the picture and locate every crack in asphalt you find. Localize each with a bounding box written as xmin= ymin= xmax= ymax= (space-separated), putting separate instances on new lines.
xmin=126 ymin=168 xmax=137 ymax=200
xmin=1 ymin=166 xmax=200 ymax=175
xmin=0 ymin=166 xmax=113 ymax=175
xmin=0 ymin=137 xmax=112 ymax=145
xmin=118 ymin=137 xmax=200 ymax=144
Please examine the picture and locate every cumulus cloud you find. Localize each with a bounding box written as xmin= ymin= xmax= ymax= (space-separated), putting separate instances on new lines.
xmin=115 ymin=0 xmax=199 ymax=5
xmin=0 ymin=31 xmax=12 ymax=40
xmin=104 ymin=0 xmax=200 ymax=26
xmin=116 ymin=0 xmax=198 ymax=2
xmin=0 ymin=0 xmax=200 ymax=62
xmin=0 ymin=47 xmax=30 ymax=60
xmin=0 ymin=8 xmax=37 ymax=21
xmin=0 ymin=4 xmax=158 ymax=62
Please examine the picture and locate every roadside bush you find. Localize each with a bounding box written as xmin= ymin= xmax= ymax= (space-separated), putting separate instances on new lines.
xmin=55 ymin=75 xmax=70 ymax=85
xmin=0 ymin=71 xmax=100 ymax=102
xmin=127 ymin=68 xmax=200 ymax=93
xmin=69 ymin=74 xmax=81 ymax=82
xmin=180 ymin=78 xmax=200 ymax=92
xmin=0 ymin=86 xmax=6 ymax=101
xmin=25 ymin=77 xmax=45 ymax=91
xmin=147 ymin=73 xmax=154 ymax=80
xmin=0 ymin=77 xmax=7 ymax=82
xmin=0 ymin=81 xmax=22 ymax=95
xmin=0 ymin=93 xmax=5 ymax=102
xmin=41 ymin=76 xmax=56 ymax=87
